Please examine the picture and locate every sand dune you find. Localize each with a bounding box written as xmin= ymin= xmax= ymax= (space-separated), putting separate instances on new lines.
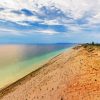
xmin=0 ymin=45 xmax=100 ymax=100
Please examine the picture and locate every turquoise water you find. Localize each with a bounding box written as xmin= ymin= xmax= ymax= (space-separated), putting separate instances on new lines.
xmin=0 ymin=44 xmax=74 ymax=89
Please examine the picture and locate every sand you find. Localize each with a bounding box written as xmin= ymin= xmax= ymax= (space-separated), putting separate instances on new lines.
xmin=0 ymin=45 xmax=100 ymax=100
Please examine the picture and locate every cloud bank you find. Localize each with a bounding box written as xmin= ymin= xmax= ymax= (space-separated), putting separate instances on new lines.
xmin=0 ymin=0 xmax=100 ymax=43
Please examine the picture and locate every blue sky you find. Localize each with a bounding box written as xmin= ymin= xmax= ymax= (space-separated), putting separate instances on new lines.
xmin=0 ymin=0 xmax=100 ymax=43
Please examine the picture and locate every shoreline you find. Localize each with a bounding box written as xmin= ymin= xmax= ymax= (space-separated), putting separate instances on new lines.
xmin=0 ymin=46 xmax=74 ymax=98
xmin=0 ymin=45 xmax=74 ymax=91
xmin=1 ymin=44 xmax=100 ymax=100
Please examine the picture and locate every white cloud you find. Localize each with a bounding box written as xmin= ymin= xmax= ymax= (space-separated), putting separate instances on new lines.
xmin=0 ymin=0 xmax=100 ymax=19
xmin=24 ymin=28 xmax=61 ymax=35
xmin=0 ymin=0 xmax=100 ymax=21
xmin=35 ymin=29 xmax=60 ymax=35
xmin=0 ymin=28 xmax=24 ymax=36
xmin=42 ymin=19 xmax=60 ymax=25
xmin=0 ymin=0 xmax=100 ymax=35
xmin=0 ymin=9 xmax=40 ymax=23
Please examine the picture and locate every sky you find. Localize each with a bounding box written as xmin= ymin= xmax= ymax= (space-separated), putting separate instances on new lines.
xmin=0 ymin=0 xmax=100 ymax=43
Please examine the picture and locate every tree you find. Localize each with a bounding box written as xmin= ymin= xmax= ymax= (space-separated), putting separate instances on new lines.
xmin=92 ymin=41 xmax=94 ymax=45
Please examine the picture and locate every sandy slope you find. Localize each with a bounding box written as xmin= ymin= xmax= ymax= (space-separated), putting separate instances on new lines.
xmin=0 ymin=45 xmax=100 ymax=100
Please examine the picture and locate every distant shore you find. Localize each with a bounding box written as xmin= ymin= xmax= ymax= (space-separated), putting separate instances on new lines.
xmin=0 ymin=44 xmax=100 ymax=100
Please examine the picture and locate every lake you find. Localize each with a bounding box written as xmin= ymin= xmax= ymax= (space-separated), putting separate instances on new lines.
xmin=0 ymin=43 xmax=74 ymax=89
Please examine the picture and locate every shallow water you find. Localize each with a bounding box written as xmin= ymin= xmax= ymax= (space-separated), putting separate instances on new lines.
xmin=0 ymin=44 xmax=74 ymax=89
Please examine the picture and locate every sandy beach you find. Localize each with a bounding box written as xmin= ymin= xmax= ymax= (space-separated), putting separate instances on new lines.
xmin=0 ymin=45 xmax=100 ymax=100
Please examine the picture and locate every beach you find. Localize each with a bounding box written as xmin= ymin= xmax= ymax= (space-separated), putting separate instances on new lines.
xmin=0 ymin=45 xmax=100 ymax=100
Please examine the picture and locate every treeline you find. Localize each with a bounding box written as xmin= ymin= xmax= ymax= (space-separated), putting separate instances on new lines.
xmin=83 ymin=42 xmax=100 ymax=46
